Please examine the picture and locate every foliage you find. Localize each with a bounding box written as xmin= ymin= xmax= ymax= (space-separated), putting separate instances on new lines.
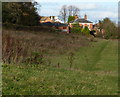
xmin=2 ymin=28 xmax=89 ymax=65
xmin=2 ymin=39 xmax=118 ymax=95
xmin=2 ymin=2 xmax=40 ymax=26
xmin=99 ymin=18 xmax=118 ymax=39
xmin=71 ymin=23 xmax=82 ymax=33
xmin=72 ymin=23 xmax=80 ymax=27
xmin=25 ymin=52 xmax=45 ymax=65
xmin=68 ymin=16 xmax=75 ymax=23
xmin=81 ymin=26 xmax=90 ymax=35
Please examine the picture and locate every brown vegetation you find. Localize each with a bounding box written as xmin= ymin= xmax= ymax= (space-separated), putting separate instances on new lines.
xmin=2 ymin=27 xmax=90 ymax=65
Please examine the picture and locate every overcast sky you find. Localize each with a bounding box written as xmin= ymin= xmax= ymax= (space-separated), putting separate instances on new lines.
xmin=35 ymin=0 xmax=119 ymax=23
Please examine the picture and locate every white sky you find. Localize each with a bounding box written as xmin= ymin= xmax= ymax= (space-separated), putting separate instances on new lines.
xmin=36 ymin=0 xmax=119 ymax=2
xmin=35 ymin=0 xmax=119 ymax=23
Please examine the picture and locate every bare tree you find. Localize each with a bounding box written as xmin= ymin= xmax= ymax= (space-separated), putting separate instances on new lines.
xmin=68 ymin=5 xmax=73 ymax=16
xmin=68 ymin=5 xmax=80 ymax=16
xmin=59 ymin=5 xmax=68 ymax=23
xmin=59 ymin=5 xmax=80 ymax=23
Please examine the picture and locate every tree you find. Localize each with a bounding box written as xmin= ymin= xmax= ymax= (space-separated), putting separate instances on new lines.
xmin=2 ymin=2 xmax=40 ymax=26
xmin=59 ymin=5 xmax=68 ymax=23
xmin=81 ymin=26 xmax=90 ymax=35
xmin=71 ymin=23 xmax=82 ymax=33
xmin=99 ymin=18 xmax=118 ymax=38
xmin=68 ymin=5 xmax=80 ymax=16
xmin=68 ymin=16 xmax=75 ymax=23
xmin=59 ymin=5 xmax=80 ymax=23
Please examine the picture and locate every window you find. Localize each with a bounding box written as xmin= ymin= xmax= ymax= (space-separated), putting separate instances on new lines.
xmin=63 ymin=27 xmax=67 ymax=29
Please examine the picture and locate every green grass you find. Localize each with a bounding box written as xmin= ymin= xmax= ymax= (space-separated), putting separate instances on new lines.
xmin=2 ymin=39 xmax=118 ymax=95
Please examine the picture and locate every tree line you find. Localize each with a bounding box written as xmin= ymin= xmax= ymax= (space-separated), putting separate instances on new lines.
xmin=98 ymin=18 xmax=118 ymax=39
xmin=2 ymin=2 xmax=40 ymax=26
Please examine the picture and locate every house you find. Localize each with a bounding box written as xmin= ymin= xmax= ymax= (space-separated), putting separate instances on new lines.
xmin=53 ymin=16 xmax=63 ymax=23
xmin=40 ymin=16 xmax=53 ymax=23
xmin=54 ymin=23 xmax=69 ymax=33
xmin=69 ymin=14 xmax=93 ymax=30
xmin=40 ymin=16 xmax=62 ymax=23
xmin=41 ymin=22 xmax=69 ymax=33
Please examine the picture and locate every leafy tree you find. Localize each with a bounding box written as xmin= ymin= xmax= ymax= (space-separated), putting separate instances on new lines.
xmin=81 ymin=26 xmax=90 ymax=35
xmin=2 ymin=2 xmax=40 ymax=26
xmin=68 ymin=16 xmax=75 ymax=23
xmin=72 ymin=23 xmax=80 ymax=27
xmin=71 ymin=23 xmax=82 ymax=33
xmin=99 ymin=18 xmax=118 ymax=39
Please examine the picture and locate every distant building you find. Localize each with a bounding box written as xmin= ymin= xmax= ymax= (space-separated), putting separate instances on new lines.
xmin=41 ymin=22 xmax=69 ymax=33
xmin=69 ymin=14 xmax=93 ymax=30
xmin=40 ymin=16 xmax=62 ymax=23
xmin=40 ymin=16 xmax=53 ymax=23
xmin=54 ymin=23 xmax=69 ymax=33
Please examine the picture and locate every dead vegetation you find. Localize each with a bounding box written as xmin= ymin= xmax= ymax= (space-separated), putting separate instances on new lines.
xmin=2 ymin=28 xmax=90 ymax=65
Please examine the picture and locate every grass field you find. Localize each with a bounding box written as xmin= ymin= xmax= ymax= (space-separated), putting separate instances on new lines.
xmin=2 ymin=38 xmax=118 ymax=95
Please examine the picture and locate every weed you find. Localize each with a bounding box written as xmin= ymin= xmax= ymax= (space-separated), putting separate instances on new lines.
xmin=68 ymin=52 xmax=75 ymax=69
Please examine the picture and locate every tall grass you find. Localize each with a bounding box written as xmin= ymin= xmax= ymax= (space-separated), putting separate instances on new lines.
xmin=2 ymin=28 xmax=89 ymax=65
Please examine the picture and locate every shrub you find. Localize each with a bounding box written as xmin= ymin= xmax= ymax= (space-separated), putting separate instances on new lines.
xmin=81 ymin=26 xmax=90 ymax=35
xmin=71 ymin=23 xmax=82 ymax=34
xmin=71 ymin=27 xmax=82 ymax=34
xmin=99 ymin=18 xmax=118 ymax=39
xmin=72 ymin=23 xmax=80 ymax=27
xmin=25 ymin=52 xmax=45 ymax=65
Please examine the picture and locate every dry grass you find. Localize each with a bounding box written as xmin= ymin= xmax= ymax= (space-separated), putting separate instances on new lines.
xmin=2 ymin=28 xmax=89 ymax=64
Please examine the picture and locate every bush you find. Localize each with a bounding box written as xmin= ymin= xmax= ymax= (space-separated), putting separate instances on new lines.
xmin=81 ymin=26 xmax=90 ymax=35
xmin=99 ymin=18 xmax=118 ymax=39
xmin=72 ymin=23 xmax=80 ymax=27
xmin=71 ymin=27 xmax=82 ymax=34
xmin=25 ymin=52 xmax=45 ymax=65
xmin=71 ymin=23 xmax=82 ymax=34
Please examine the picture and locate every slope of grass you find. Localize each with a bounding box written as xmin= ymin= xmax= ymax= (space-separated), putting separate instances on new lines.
xmin=49 ymin=39 xmax=118 ymax=71
xmin=2 ymin=29 xmax=89 ymax=64
xmin=2 ymin=39 xmax=118 ymax=95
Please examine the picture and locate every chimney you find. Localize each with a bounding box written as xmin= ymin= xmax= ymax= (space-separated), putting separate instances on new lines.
xmin=75 ymin=15 xmax=78 ymax=19
xmin=84 ymin=14 xmax=87 ymax=19
xmin=50 ymin=16 xmax=51 ymax=19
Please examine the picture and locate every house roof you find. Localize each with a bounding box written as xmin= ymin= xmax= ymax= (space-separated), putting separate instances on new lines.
xmin=41 ymin=22 xmax=54 ymax=26
xmin=41 ymin=22 xmax=68 ymax=27
xmin=70 ymin=18 xmax=92 ymax=23
xmin=40 ymin=16 xmax=63 ymax=23
xmin=40 ymin=17 xmax=50 ymax=21
xmin=54 ymin=23 xmax=68 ymax=27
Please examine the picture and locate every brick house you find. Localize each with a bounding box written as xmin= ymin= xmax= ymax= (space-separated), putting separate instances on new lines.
xmin=40 ymin=16 xmax=62 ymax=23
xmin=69 ymin=15 xmax=93 ymax=30
xmin=41 ymin=22 xmax=69 ymax=33
xmin=54 ymin=23 xmax=69 ymax=33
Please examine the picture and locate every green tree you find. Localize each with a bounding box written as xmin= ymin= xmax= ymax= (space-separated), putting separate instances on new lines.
xmin=71 ymin=23 xmax=82 ymax=33
xmin=68 ymin=16 xmax=75 ymax=23
xmin=99 ymin=18 xmax=118 ymax=38
xmin=81 ymin=26 xmax=90 ymax=35
xmin=2 ymin=2 xmax=40 ymax=26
